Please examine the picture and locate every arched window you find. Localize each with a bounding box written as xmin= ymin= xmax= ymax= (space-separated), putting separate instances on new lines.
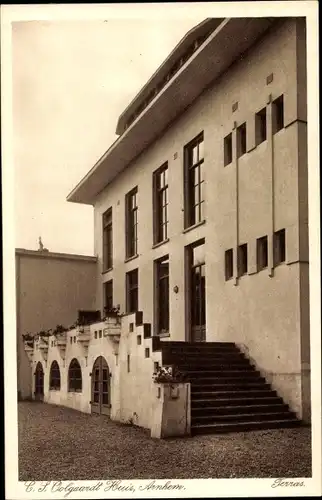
xmin=68 ymin=358 xmax=82 ymax=392
xmin=49 ymin=361 xmax=61 ymax=390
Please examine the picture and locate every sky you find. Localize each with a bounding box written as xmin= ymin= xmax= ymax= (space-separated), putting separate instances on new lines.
xmin=12 ymin=18 xmax=204 ymax=256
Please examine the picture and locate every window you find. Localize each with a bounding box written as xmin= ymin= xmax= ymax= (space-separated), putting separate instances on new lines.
xmin=153 ymin=163 xmax=169 ymax=244
xmin=102 ymin=208 xmax=113 ymax=271
xmin=103 ymin=280 xmax=113 ymax=314
xmin=155 ymin=256 xmax=169 ymax=334
xmin=49 ymin=361 xmax=60 ymax=390
xmin=273 ymin=229 xmax=286 ymax=266
xmin=68 ymin=358 xmax=82 ymax=392
xmin=237 ymin=244 xmax=248 ymax=277
xmin=127 ymin=355 xmax=130 ymax=373
xmin=237 ymin=123 xmax=247 ymax=158
xmin=126 ymin=268 xmax=138 ymax=313
xmin=125 ymin=187 xmax=138 ymax=258
xmin=257 ymin=236 xmax=268 ymax=271
xmin=225 ymin=249 xmax=234 ymax=280
xmin=224 ymin=133 xmax=233 ymax=166
xmin=255 ymin=107 xmax=267 ymax=145
xmin=189 ymin=241 xmax=206 ymax=341
xmin=184 ymin=133 xmax=205 ymax=228
xmin=272 ymin=95 xmax=284 ymax=134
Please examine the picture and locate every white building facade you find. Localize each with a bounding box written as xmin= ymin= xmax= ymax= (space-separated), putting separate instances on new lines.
xmin=27 ymin=17 xmax=310 ymax=436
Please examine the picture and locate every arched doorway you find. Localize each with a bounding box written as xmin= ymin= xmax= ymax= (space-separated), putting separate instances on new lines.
xmin=91 ymin=356 xmax=111 ymax=416
xmin=34 ymin=362 xmax=44 ymax=401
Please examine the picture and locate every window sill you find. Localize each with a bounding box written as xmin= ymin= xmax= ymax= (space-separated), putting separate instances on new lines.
xmin=102 ymin=267 xmax=113 ymax=275
xmin=68 ymin=389 xmax=82 ymax=393
xmin=124 ymin=254 xmax=139 ymax=264
xmin=158 ymin=332 xmax=170 ymax=338
xmin=49 ymin=388 xmax=60 ymax=391
xmin=183 ymin=219 xmax=206 ymax=234
xmin=152 ymin=238 xmax=169 ymax=250
xmin=257 ymin=266 xmax=268 ymax=273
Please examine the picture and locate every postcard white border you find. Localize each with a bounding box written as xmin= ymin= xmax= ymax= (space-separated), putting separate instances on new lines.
xmin=1 ymin=2 xmax=321 ymax=498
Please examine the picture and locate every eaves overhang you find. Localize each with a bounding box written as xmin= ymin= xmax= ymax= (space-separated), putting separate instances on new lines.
xmin=67 ymin=17 xmax=275 ymax=205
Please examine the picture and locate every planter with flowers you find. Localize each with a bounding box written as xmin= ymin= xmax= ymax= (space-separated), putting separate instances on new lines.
xmin=53 ymin=324 xmax=68 ymax=357
xmin=22 ymin=333 xmax=35 ymax=362
xmin=151 ymin=365 xmax=191 ymax=439
xmin=103 ymin=306 xmax=122 ymax=343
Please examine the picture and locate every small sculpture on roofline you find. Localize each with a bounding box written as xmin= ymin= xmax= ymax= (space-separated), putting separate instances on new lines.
xmin=38 ymin=236 xmax=49 ymax=252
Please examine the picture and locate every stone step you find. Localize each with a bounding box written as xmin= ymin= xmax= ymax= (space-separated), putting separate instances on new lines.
xmin=179 ymin=361 xmax=254 ymax=370
xmin=184 ymin=368 xmax=259 ymax=377
xmin=191 ymin=403 xmax=290 ymax=415
xmin=191 ymin=411 xmax=296 ymax=424
xmin=191 ymin=396 xmax=283 ymax=407
xmin=189 ymin=374 xmax=266 ymax=383
xmin=192 ymin=389 xmax=277 ymax=399
xmin=191 ymin=418 xmax=301 ymax=435
xmin=191 ymin=382 xmax=271 ymax=391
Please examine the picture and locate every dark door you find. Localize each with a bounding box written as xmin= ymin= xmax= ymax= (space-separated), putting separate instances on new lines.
xmin=34 ymin=362 xmax=44 ymax=401
xmin=91 ymin=356 xmax=111 ymax=416
xmin=188 ymin=240 xmax=206 ymax=342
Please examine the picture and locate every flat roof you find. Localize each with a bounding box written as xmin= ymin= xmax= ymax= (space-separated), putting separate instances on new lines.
xmin=15 ymin=248 xmax=97 ymax=263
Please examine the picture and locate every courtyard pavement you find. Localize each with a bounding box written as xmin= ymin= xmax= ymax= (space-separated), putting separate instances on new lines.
xmin=18 ymin=401 xmax=311 ymax=480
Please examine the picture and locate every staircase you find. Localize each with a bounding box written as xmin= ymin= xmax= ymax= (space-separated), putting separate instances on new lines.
xmin=161 ymin=341 xmax=301 ymax=435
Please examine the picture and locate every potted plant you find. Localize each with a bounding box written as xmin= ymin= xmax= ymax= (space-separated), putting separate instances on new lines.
xmin=152 ymin=365 xmax=187 ymax=399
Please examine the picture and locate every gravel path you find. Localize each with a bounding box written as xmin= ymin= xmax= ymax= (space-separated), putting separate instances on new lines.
xmin=18 ymin=401 xmax=311 ymax=480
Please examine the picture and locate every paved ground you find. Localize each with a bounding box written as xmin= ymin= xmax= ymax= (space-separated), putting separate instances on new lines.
xmin=18 ymin=401 xmax=311 ymax=480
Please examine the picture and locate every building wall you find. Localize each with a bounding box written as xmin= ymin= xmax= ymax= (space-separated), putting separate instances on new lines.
xmin=92 ymin=19 xmax=309 ymax=417
xmin=16 ymin=250 xmax=98 ymax=399
xmin=31 ymin=314 xmax=163 ymax=430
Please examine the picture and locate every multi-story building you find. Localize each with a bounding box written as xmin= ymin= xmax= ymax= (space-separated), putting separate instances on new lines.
xmin=26 ymin=17 xmax=310 ymax=436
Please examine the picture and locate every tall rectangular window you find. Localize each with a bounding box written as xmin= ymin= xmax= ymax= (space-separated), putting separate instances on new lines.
xmin=237 ymin=243 xmax=248 ymax=277
xmin=237 ymin=123 xmax=247 ymax=158
xmin=257 ymin=236 xmax=268 ymax=271
xmin=272 ymin=95 xmax=284 ymax=134
xmin=153 ymin=163 xmax=169 ymax=244
xmin=103 ymin=280 xmax=113 ymax=314
xmin=184 ymin=133 xmax=205 ymax=228
xmin=102 ymin=208 xmax=113 ymax=271
xmin=225 ymin=249 xmax=233 ymax=280
xmin=224 ymin=133 xmax=233 ymax=166
xmin=155 ymin=256 xmax=169 ymax=334
xmin=255 ymin=107 xmax=267 ymax=145
xmin=273 ymin=229 xmax=286 ymax=266
xmin=126 ymin=269 xmax=138 ymax=313
xmin=125 ymin=187 xmax=138 ymax=258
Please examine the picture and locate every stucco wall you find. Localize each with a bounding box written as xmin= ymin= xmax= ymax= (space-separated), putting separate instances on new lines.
xmin=90 ymin=19 xmax=308 ymax=417
xmin=30 ymin=313 xmax=162 ymax=430
xmin=16 ymin=250 xmax=97 ymax=399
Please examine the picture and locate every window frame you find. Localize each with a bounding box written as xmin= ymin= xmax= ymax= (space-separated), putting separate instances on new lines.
xmin=237 ymin=243 xmax=248 ymax=277
xmin=153 ymin=163 xmax=169 ymax=245
xmin=237 ymin=122 xmax=247 ymax=158
xmin=273 ymin=229 xmax=286 ymax=266
xmin=224 ymin=132 xmax=233 ymax=166
xmin=257 ymin=235 xmax=268 ymax=272
xmin=125 ymin=187 xmax=138 ymax=259
xmin=103 ymin=280 xmax=113 ymax=314
xmin=255 ymin=107 xmax=267 ymax=145
xmin=154 ymin=255 xmax=170 ymax=335
xmin=68 ymin=358 xmax=82 ymax=393
xmin=272 ymin=95 xmax=284 ymax=134
xmin=184 ymin=132 xmax=205 ymax=229
xmin=225 ymin=248 xmax=234 ymax=281
xmin=126 ymin=268 xmax=139 ymax=313
xmin=102 ymin=208 xmax=113 ymax=272
xmin=49 ymin=360 xmax=61 ymax=391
